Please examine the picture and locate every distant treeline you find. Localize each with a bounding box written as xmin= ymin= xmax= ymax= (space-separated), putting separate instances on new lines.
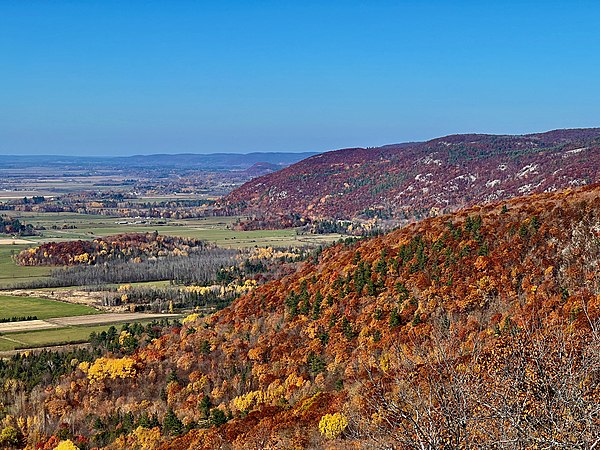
xmin=16 ymin=232 xmax=210 ymax=266
xmin=0 ymin=315 xmax=38 ymax=324
xmin=52 ymin=249 xmax=237 ymax=285
xmin=102 ymin=285 xmax=236 ymax=312
xmin=0 ymin=216 xmax=36 ymax=236
xmin=13 ymin=248 xmax=238 ymax=288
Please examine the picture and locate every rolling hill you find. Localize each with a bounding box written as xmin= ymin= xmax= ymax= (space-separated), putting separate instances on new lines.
xmin=223 ymin=128 xmax=600 ymax=225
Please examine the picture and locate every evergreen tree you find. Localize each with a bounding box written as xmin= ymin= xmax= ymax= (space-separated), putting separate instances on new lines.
xmin=163 ymin=408 xmax=183 ymax=436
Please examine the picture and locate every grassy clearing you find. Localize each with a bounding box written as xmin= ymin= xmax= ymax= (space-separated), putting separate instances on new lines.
xmin=0 ymin=338 xmax=18 ymax=351
xmin=0 ymin=320 xmax=158 ymax=351
xmin=0 ymin=295 xmax=98 ymax=320
xmin=0 ymin=325 xmax=115 ymax=350
xmin=0 ymin=244 xmax=52 ymax=288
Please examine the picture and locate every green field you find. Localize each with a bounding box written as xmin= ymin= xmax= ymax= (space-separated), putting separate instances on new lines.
xmin=0 ymin=295 xmax=98 ymax=320
xmin=0 ymin=337 xmax=20 ymax=351
xmin=4 ymin=212 xmax=344 ymax=248
xmin=0 ymin=324 xmax=119 ymax=351
xmin=0 ymin=320 xmax=164 ymax=352
xmin=0 ymin=244 xmax=52 ymax=288
xmin=0 ymin=325 xmax=108 ymax=351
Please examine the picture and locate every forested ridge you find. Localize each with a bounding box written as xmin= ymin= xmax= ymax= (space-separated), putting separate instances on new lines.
xmin=224 ymin=128 xmax=600 ymax=226
xmin=1 ymin=185 xmax=599 ymax=449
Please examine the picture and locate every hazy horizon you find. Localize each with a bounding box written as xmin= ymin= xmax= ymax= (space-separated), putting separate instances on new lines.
xmin=0 ymin=150 xmax=320 ymax=158
xmin=2 ymin=1 xmax=600 ymax=156
xmin=2 ymin=125 xmax=600 ymax=158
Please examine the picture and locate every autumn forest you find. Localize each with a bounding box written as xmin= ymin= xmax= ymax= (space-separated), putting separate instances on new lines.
xmin=0 ymin=173 xmax=599 ymax=448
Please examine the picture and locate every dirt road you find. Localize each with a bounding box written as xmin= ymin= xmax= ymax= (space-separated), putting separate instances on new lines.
xmin=0 ymin=312 xmax=179 ymax=333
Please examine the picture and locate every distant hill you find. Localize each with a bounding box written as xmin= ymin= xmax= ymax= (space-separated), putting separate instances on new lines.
xmin=242 ymin=162 xmax=281 ymax=177
xmin=112 ymin=152 xmax=319 ymax=170
xmin=0 ymin=151 xmax=318 ymax=171
xmin=223 ymin=128 xmax=600 ymax=223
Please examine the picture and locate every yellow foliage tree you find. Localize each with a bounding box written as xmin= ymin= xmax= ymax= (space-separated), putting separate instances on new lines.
xmin=117 ymin=284 xmax=132 ymax=292
xmin=182 ymin=313 xmax=199 ymax=325
xmin=318 ymin=413 xmax=348 ymax=439
xmin=119 ymin=330 xmax=132 ymax=346
xmin=55 ymin=440 xmax=79 ymax=450
xmin=80 ymin=357 xmax=137 ymax=383
xmin=73 ymin=252 xmax=90 ymax=264
xmin=133 ymin=426 xmax=161 ymax=450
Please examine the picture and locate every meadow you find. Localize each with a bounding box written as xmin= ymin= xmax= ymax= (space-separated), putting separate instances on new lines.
xmin=0 ymin=294 xmax=104 ymax=351
xmin=0 ymin=244 xmax=52 ymax=288
xmin=0 ymin=294 xmax=98 ymax=320
xmin=0 ymin=322 xmax=157 ymax=352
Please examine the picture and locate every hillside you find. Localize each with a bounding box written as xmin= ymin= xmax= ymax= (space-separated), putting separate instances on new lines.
xmin=223 ymin=128 xmax=600 ymax=225
xmin=3 ymin=184 xmax=598 ymax=449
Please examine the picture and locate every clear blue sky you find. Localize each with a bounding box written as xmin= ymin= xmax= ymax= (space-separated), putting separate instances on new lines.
xmin=1 ymin=0 xmax=599 ymax=156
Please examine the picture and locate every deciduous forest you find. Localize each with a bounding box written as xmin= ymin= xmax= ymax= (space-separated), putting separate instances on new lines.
xmin=0 ymin=184 xmax=598 ymax=449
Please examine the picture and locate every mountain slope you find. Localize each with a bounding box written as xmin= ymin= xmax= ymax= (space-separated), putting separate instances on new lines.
xmin=22 ymin=184 xmax=600 ymax=449
xmin=223 ymin=128 xmax=600 ymax=223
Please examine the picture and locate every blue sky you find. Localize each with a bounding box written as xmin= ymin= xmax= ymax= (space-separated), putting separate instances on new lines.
xmin=1 ymin=0 xmax=599 ymax=156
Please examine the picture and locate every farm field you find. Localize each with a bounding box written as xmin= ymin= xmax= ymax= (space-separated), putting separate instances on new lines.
xmin=0 ymin=323 xmax=147 ymax=352
xmin=0 ymin=313 xmax=180 ymax=352
xmin=0 ymin=312 xmax=177 ymax=333
xmin=0 ymin=170 xmax=134 ymax=198
xmin=5 ymin=212 xmax=343 ymax=248
xmin=0 ymin=189 xmax=59 ymax=200
xmin=0 ymin=213 xmax=343 ymax=288
xmin=0 ymin=324 xmax=114 ymax=352
xmin=0 ymin=244 xmax=52 ymax=288
xmin=48 ymin=312 xmax=177 ymax=328
xmin=131 ymin=194 xmax=216 ymax=202
xmin=0 ymin=294 xmax=98 ymax=320
xmin=0 ymin=238 xmax=35 ymax=244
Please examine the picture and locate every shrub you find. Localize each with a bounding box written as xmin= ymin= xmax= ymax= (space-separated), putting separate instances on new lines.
xmin=210 ymin=408 xmax=228 ymax=427
xmin=0 ymin=426 xmax=21 ymax=446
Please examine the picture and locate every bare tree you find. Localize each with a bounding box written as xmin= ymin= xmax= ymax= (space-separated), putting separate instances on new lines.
xmin=349 ymin=318 xmax=600 ymax=449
